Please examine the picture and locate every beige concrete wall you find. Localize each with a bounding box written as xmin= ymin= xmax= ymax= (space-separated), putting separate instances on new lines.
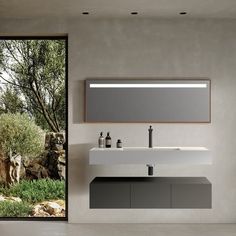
xmin=1 ymin=18 xmax=236 ymax=223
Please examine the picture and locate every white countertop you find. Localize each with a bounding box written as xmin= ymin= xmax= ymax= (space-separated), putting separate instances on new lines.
xmin=89 ymin=146 xmax=211 ymax=165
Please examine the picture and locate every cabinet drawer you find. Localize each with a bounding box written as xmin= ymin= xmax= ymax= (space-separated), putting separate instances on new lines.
xmin=131 ymin=183 xmax=171 ymax=208
xmin=90 ymin=182 xmax=130 ymax=208
xmin=172 ymin=183 xmax=212 ymax=208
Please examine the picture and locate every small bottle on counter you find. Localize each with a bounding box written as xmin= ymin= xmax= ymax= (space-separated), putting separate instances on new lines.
xmin=116 ymin=139 xmax=122 ymax=148
xmin=98 ymin=132 xmax=105 ymax=148
xmin=105 ymin=132 xmax=112 ymax=148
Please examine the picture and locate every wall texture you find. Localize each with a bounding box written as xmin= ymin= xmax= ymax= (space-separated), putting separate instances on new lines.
xmin=1 ymin=18 xmax=236 ymax=223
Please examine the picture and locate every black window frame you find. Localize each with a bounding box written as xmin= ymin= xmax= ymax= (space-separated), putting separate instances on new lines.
xmin=0 ymin=35 xmax=68 ymax=221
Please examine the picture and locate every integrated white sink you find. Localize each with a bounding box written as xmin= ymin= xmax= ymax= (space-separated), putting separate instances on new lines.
xmin=89 ymin=147 xmax=211 ymax=165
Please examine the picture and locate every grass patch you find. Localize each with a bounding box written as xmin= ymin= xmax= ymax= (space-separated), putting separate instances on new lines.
xmin=0 ymin=179 xmax=65 ymax=204
xmin=0 ymin=201 xmax=32 ymax=217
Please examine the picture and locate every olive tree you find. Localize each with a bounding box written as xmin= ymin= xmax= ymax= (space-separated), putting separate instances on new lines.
xmin=0 ymin=39 xmax=66 ymax=132
xmin=0 ymin=113 xmax=44 ymax=184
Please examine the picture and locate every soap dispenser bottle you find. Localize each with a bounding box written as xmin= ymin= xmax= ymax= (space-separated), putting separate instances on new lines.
xmin=98 ymin=132 xmax=105 ymax=148
xmin=105 ymin=132 xmax=112 ymax=148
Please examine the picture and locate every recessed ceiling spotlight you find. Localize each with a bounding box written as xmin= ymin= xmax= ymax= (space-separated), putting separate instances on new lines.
xmin=131 ymin=12 xmax=138 ymax=15
xmin=82 ymin=12 xmax=90 ymax=15
xmin=179 ymin=12 xmax=187 ymax=15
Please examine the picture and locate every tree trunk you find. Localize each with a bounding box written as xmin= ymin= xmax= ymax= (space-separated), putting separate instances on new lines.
xmin=8 ymin=151 xmax=22 ymax=184
xmin=0 ymin=150 xmax=22 ymax=185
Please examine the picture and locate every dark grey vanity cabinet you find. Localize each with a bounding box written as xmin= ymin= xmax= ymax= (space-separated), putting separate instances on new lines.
xmin=90 ymin=177 xmax=211 ymax=209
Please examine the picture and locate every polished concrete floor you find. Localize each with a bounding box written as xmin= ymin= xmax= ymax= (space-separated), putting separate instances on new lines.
xmin=0 ymin=223 xmax=236 ymax=236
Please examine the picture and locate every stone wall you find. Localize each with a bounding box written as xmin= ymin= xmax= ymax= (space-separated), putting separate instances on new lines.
xmin=22 ymin=132 xmax=66 ymax=181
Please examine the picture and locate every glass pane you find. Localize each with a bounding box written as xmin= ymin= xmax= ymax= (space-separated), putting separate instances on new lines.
xmin=0 ymin=38 xmax=67 ymax=219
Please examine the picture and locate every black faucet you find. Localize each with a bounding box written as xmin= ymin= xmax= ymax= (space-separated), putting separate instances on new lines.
xmin=148 ymin=125 xmax=154 ymax=176
xmin=148 ymin=125 xmax=153 ymax=148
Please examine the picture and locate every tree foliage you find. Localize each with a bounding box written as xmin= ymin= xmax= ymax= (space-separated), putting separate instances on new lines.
xmin=0 ymin=39 xmax=66 ymax=132
xmin=0 ymin=87 xmax=25 ymax=114
xmin=0 ymin=113 xmax=44 ymax=157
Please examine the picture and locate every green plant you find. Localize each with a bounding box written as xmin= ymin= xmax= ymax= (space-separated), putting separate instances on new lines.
xmin=0 ymin=179 xmax=65 ymax=204
xmin=0 ymin=39 xmax=66 ymax=132
xmin=0 ymin=201 xmax=32 ymax=217
xmin=0 ymin=113 xmax=44 ymax=157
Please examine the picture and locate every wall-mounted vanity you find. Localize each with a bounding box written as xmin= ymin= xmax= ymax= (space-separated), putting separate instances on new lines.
xmin=89 ymin=146 xmax=212 ymax=209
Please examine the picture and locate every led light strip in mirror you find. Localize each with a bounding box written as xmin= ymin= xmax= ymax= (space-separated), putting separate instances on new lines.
xmin=90 ymin=83 xmax=207 ymax=88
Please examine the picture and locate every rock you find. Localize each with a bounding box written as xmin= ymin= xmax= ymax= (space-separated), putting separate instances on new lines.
xmin=0 ymin=195 xmax=22 ymax=202
xmin=21 ymin=151 xmax=65 ymax=181
xmin=44 ymin=202 xmax=62 ymax=215
xmin=47 ymin=150 xmax=66 ymax=180
xmin=45 ymin=132 xmax=65 ymax=151
xmin=54 ymin=199 xmax=65 ymax=208
xmin=7 ymin=196 xmax=22 ymax=202
xmin=32 ymin=204 xmax=50 ymax=217
xmin=25 ymin=163 xmax=49 ymax=180
xmin=31 ymin=200 xmax=65 ymax=217
xmin=19 ymin=132 xmax=66 ymax=181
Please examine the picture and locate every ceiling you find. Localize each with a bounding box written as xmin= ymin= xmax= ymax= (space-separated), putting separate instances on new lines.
xmin=1 ymin=0 xmax=236 ymax=19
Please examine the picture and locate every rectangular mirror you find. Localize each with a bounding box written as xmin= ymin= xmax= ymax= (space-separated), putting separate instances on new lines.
xmin=85 ymin=79 xmax=211 ymax=123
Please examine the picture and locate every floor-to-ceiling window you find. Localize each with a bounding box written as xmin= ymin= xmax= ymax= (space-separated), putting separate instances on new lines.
xmin=0 ymin=36 xmax=68 ymax=219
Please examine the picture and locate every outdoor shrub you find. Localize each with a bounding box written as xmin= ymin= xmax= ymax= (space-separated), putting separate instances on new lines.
xmin=0 ymin=113 xmax=44 ymax=157
xmin=0 ymin=201 xmax=32 ymax=217
xmin=0 ymin=179 xmax=65 ymax=204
